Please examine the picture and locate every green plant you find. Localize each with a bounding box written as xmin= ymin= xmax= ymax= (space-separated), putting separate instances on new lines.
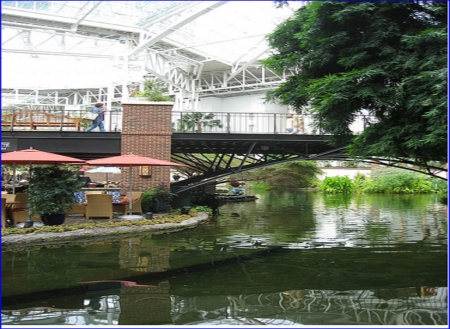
xmin=193 ymin=205 xmax=213 ymax=213
xmin=178 ymin=112 xmax=223 ymax=133
xmin=141 ymin=187 xmax=176 ymax=213
xmin=243 ymin=161 xmax=323 ymax=188
xmin=352 ymin=172 xmax=367 ymax=194
xmin=363 ymin=167 xmax=437 ymax=194
xmin=319 ymin=176 xmax=353 ymax=194
xmin=28 ymin=165 xmax=84 ymax=217
xmin=131 ymin=78 xmax=173 ymax=101
xmin=190 ymin=186 xmax=222 ymax=210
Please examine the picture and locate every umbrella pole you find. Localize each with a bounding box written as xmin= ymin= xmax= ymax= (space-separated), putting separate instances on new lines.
xmin=128 ymin=165 xmax=133 ymax=216
xmin=12 ymin=163 xmax=16 ymax=194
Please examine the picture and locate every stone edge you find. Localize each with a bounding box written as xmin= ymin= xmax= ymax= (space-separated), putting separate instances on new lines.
xmin=1 ymin=212 xmax=209 ymax=248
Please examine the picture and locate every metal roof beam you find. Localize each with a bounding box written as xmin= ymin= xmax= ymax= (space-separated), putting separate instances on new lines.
xmin=71 ymin=1 xmax=103 ymax=31
xmin=128 ymin=1 xmax=228 ymax=58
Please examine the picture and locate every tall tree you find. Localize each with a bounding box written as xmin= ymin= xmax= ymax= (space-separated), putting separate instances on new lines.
xmin=263 ymin=1 xmax=447 ymax=167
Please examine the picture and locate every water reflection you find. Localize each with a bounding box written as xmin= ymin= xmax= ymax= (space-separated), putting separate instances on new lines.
xmin=2 ymin=191 xmax=447 ymax=325
xmin=2 ymin=284 xmax=447 ymax=325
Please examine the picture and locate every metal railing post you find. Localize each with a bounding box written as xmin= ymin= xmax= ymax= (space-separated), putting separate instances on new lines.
xmin=273 ymin=113 xmax=278 ymax=134
xmin=59 ymin=108 xmax=64 ymax=131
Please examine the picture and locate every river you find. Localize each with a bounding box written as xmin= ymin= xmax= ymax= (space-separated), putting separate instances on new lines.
xmin=2 ymin=190 xmax=447 ymax=326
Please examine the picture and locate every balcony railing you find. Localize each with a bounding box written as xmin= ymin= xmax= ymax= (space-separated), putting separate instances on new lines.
xmin=1 ymin=108 xmax=374 ymax=135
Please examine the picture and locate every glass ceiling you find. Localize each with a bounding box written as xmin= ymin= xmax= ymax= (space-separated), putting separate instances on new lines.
xmin=2 ymin=1 xmax=303 ymax=89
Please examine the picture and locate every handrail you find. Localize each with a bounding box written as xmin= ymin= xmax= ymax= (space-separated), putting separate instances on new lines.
xmin=1 ymin=108 xmax=375 ymax=134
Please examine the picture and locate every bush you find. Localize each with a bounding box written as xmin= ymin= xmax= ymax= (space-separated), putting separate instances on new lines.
xmin=363 ymin=168 xmax=437 ymax=194
xmin=141 ymin=187 xmax=175 ymax=213
xmin=319 ymin=176 xmax=353 ymax=194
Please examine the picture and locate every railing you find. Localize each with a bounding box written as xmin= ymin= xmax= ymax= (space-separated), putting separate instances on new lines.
xmin=1 ymin=108 xmax=374 ymax=135
xmin=172 ymin=111 xmax=372 ymax=135
xmin=1 ymin=108 xmax=123 ymax=132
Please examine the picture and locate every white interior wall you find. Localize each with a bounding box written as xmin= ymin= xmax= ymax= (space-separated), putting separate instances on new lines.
xmin=198 ymin=94 xmax=288 ymax=113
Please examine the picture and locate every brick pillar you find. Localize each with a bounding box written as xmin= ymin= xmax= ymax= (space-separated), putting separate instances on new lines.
xmin=120 ymin=101 xmax=173 ymax=194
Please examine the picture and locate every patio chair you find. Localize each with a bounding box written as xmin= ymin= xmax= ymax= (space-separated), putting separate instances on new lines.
xmin=68 ymin=203 xmax=86 ymax=216
xmin=85 ymin=194 xmax=113 ymax=220
xmin=2 ymin=198 xmax=6 ymax=228
xmin=113 ymin=191 xmax=143 ymax=215
xmin=9 ymin=193 xmax=29 ymax=224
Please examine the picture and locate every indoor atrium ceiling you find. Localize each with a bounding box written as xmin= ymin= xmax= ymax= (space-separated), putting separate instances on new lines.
xmin=2 ymin=1 xmax=303 ymax=108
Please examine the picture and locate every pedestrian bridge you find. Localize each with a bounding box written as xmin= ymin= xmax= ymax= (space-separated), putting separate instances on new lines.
xmin=3 ymin=110 xmax=424 ymax=190
xmin=2 ymin=130 xmax=351 ymax=188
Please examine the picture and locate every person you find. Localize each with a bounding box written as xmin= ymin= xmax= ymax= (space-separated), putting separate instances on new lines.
xmin=291 ymin=112 xmax=304 ymax=134
xmin=286 ymin=114 xmax=294 ymax=133
xmin=85 ymin=103 xmax=107 ymax=132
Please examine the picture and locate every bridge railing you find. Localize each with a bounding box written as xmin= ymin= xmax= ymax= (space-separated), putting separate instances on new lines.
xmin=172 ymin=111 xmax=372 ymax=135
xmin=1 ymin=108 xmax=123 ymax=132
xmin=1 ymin=108 xmax=373 ymax=134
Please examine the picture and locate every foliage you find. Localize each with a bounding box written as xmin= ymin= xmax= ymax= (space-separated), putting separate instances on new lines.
xmin=319 ymin=176 xmax=353 ymax=194
xmin=141 ymin=187 xmax=176 ymax=213
xmin=242 ymin=161 xmax=323 ymax=188
xmin=363 ymin=167 xmax=440 ymax=194
xmin=178 ymin=112 xmax=223 ymax=132
xmin=437 ymin=187 xmax=447 ymax=204
xmin=190 ymin=186 xmax=222 ymax=210
xmin=263 ymin=2 xmax=447 ymax=165
xmin=193 ymin=205 xmax=213 ymax=213
xmin=28 ymin=165 xmax=84 ymax=217
xmin=131 ymin=78 xmax=173 ymax=101
xmin=250 ymin=181 xmax=274 ymax=190
xmin=2 ymin=209 xmax=199 ymax=236
xmin=352 ymin=172 xmax=367 ymax=194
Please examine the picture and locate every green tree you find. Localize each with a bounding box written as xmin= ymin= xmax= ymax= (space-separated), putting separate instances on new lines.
xmin=242 ymin=160 xmax=323 ymax=188
xmin=264 ymin=2 xmax=447 ymax=167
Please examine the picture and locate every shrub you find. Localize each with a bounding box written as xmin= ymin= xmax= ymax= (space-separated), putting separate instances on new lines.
xmin=363 ymin=167 xmax=437 ymax=194
xmin=319 ymin=176 xmax=353 ymax=194
xmin=141 ymin=187 xmax=175 ymax=213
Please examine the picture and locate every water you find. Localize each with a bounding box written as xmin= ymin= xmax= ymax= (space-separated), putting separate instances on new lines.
xmin=2 ymin=191 xmax=447 ymax=326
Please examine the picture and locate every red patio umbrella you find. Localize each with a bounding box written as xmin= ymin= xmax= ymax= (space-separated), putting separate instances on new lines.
xmin=2 ymin=148 xmax=86 ymax=165
xmin=86 ymin=154 xmax=184 ymax=219
xmin=2 ymin=147 xmax=86 ymax=193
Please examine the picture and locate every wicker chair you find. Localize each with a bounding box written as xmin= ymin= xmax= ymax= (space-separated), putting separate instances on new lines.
xmin=9 ymin=193 xmax=29 ymax=224
xmin=85 ymin=194 xmax=113 ymax=220
xmin=2 ymin=198 xmax=6 ymax=228
xmin=68 ymin=203 xmax=86 ymax=216
xmin=113 ymin=191 xmax=143 ymax=215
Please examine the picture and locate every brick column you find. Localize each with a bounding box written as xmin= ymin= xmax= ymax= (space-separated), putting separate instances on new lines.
xmin=120 ymin=101 xmax=173 ymax=194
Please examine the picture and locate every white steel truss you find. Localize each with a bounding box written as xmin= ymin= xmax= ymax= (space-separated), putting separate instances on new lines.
xmin=2 ymin=1 xmax=297 ymax=111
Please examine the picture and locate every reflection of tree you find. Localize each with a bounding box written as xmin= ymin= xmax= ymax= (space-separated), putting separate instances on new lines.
xmin=2 ymin=286 xmax=446 ymax=325
xmin=322 ymin=193 xmax=352 ymax=208
xmin=170 ymin=287 xmax=447 ymax=325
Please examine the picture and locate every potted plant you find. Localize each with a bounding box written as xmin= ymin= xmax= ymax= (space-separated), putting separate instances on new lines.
xmin=178 ymin=112 xmax=223 ymax=133
xmin=130 ymin=79 xmax=173 ymax=102
xmin=28 ymin=165 xmax=84 ymax=225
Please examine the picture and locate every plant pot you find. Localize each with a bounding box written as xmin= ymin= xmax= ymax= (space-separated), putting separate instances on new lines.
xmin=152 ymin=197 xmax=167 ymax=213
xmin=41 ymin=212 xmax=66 ymax=226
